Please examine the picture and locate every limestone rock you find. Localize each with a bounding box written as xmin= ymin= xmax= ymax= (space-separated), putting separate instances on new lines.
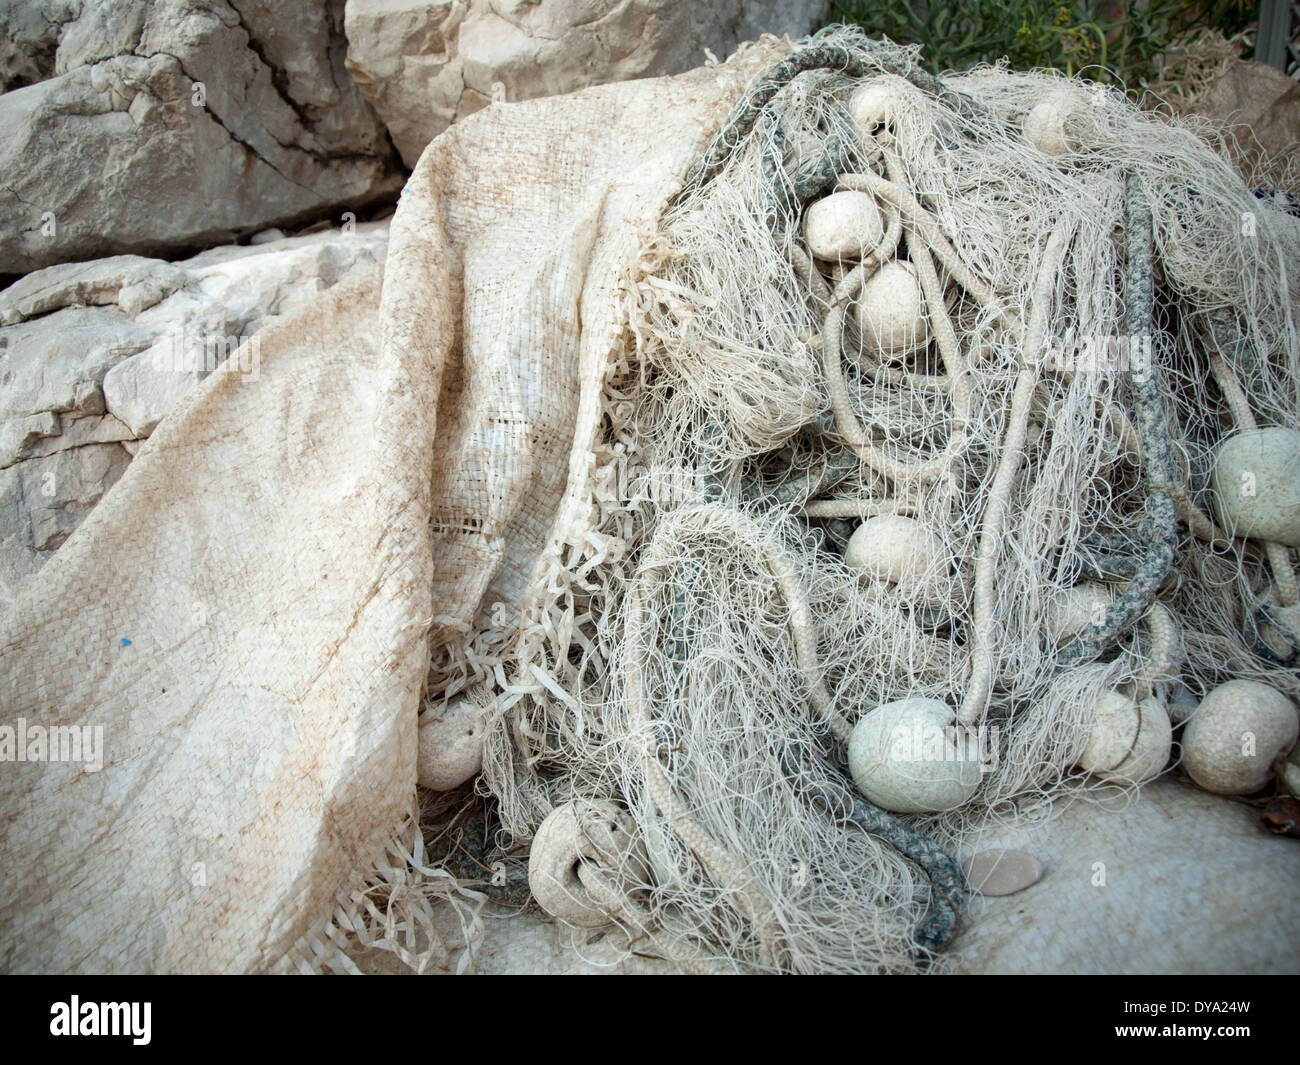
xmin=0 ymin=220 xmax=390 ymax=603
xmin=0 ymin=443 xmax=133 ymax=601
xmin=0 ymin=0 xmax=61 ymax=92
xmin=343 ymin=0 xmax=827 ymax=168
xmin=0 ymin=256 xmax=188 ymax=326
xmin=102 ymin=347 xmax=214 ymax=440
xmin=0 ymin=0 xmax=401 ymax=273
xmin=0 ymin=306 xmax=156 ymax=459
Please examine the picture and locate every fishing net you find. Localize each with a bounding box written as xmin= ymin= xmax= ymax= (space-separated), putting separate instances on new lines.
xmin=400 ymin=26 xmax=1300 ymax=974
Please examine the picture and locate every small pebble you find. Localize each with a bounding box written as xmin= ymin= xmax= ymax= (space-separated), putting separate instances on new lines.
xmin=964 ymin=849 xmax=1043 ymax=896
xmin=248 ymin=227 xmax=287 ymax=245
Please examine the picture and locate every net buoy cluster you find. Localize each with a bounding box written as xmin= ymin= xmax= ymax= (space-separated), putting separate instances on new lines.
xmin=422 ymin=27 xmax=1300 ymax=974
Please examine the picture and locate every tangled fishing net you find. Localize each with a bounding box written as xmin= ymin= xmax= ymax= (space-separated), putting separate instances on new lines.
xmin=409 ymin=27 xmax=1300 ymax=974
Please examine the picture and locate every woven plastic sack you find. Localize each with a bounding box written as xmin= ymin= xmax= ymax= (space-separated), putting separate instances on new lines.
xmin=0 ymin=43 xmax=776 ymax=973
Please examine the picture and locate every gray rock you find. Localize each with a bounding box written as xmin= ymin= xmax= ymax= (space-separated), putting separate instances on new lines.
xmin=0 ymin=220 xmax=390 ymax=603
xmin=0 ymin=0 xmax=63 ymax=92
xmin=343 ymin=0 xmax=827 ymax=168
xmin=0 ymin=306 xmax=156 ymax=440
xmin=0 ymin=0 xmax=401 ymax=273
xmin=0 ymin=412 xmax=60 ymax=470
xmin=963 ymin=848 xmax=1044 ymax=896
xmin=950 ymin=779 xmax=1300 ymax=973
xmin=0 ymin=255 xmax=189 ymax=326
xmin=22 ymin=413 xmax=136 ymax=460
xmin=0 ymin=442 xmax=132 ymax=600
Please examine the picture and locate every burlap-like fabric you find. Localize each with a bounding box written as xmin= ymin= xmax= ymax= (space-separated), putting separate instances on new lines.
xmin=0 ymin=264 xmax=431 ymax=971
xmin=382 ymin=49 xmax=777 ymax=649
xmin=0 ymin=47 xmax=773 ymax=972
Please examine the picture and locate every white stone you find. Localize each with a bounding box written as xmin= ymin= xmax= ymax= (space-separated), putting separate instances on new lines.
xmin=848 ymin=697 xmax=983 ymax=813
xmin=0 ymin=306 xmax=155 ymax=446
xmin=1182 ymin=680 xmax=1299 ymax=795
xmin=1211 ymin=427 xmax=1300 ymax=547
xmin=343 ymin=0 xmax=827 ymax=169
xmin=0 ymin=255 xmax=187 ymax=326
xmin=102 ymin=345 xmax=208 ymax=440
xmin=802 ymin=190 xmax=885 ymax=262
xmin=855 ymin=260 xmax=929 ymax=358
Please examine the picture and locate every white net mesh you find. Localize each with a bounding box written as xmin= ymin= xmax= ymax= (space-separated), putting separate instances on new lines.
xmin=420 ymin=27 xmax=1300 ymax=974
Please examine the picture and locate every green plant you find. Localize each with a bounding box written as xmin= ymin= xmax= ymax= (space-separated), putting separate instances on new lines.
xmin=826 ymin=0 xmax=1255 ymax=93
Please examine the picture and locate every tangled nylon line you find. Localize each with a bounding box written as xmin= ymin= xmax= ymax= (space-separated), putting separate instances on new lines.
xmin=412 ymin=26 xmax=1300 ymax=975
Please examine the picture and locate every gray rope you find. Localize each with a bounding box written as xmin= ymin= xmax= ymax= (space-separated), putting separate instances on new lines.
xmin=1058 ymin=173 xmax=1181 ymax=668
xmin=780 ymin=742 xmax=965 ymax=953
xmin=681 ymin=28 xmax=985 ymax=200
xmin=664 ymin=544 xmax=966 ymax=956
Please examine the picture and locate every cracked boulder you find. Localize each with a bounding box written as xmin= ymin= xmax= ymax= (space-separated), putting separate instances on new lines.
xmin=0 ymin=443 xmax=134 ymax=603
xmin=0 ymin=0 xmax=402 ymax=273
xmin=0 ymin=219 xmax=389 ymax=605
xmin=343 ymin=0 xmax=826 ymax=169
